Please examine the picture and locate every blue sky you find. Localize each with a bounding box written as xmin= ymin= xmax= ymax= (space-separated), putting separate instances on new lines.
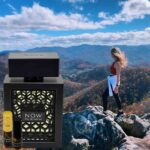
xmin=0 ymin=0 xmax=150 ymax=50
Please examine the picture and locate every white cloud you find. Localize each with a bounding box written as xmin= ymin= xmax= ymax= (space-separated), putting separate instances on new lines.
xmin=0 ymin=28 xmax=150 ymax=51
xmin=99 ymin=0 xmax=150 ymax=26
xmin=0 ymin=1 xmax=150 ymax=32
xmin=7 ymin=3 xmax=17 ymax=14
xmin=74 ymin=5 xmax=84 ymax=11
xmin=145 ymin=27 xmax=150 ymax=31
xmin=117 ymin=0 xmax=150 ymax=22
xmin=0 ymin=3 xmax=101 ymax=31
xmin=63 ymin=0 xmax=96 ymax=3
xmin=98 ymin=12 xmax=108 ymax=19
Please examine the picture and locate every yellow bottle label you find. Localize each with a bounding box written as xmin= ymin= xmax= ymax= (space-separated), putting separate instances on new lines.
xmin=3 ymin=111 xmax=13 ymax=132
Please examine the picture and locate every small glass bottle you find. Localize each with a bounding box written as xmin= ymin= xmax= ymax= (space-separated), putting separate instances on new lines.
xmin=3 ymin=111 xmax=13 ymax=147
xmin=13 ymin=119 xmax=21 ymax=149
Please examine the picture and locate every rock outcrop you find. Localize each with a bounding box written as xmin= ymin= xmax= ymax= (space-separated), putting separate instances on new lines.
xmin=60 ymin=106 xmax=150 ymax=150
xmin=62 ymin=106 xmax=126 ymax=150
xmin=115 ymin=114 xmax=150 ymax=138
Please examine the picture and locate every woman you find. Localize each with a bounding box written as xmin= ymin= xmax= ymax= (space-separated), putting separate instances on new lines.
xmin=102 ymin=47 xmax=127 ymax=117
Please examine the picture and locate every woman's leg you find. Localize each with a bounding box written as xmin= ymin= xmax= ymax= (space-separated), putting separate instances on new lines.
xmin=102 ymin=87 xmax=109 ymax=111
xmin=109 ymin=84 xmax=122 ymax=111
xmin=113 ymin=92 xmax=122 ymax=111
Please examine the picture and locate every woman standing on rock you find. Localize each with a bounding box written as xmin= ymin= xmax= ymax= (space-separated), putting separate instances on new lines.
xmin=102 ymin=47 xmax=128 ymax=117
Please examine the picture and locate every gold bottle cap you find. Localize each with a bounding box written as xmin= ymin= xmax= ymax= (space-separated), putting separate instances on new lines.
xmin=3 ymin=111 xmax=13 ymax=132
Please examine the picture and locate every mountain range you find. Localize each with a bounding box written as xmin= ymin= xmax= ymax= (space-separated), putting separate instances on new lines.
xmin=0 ymin=44 xmax=150 ymax=66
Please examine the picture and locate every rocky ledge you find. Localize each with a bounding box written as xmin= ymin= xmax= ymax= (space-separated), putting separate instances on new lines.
xmin=60 ymin=106 xmax=150 ymax=150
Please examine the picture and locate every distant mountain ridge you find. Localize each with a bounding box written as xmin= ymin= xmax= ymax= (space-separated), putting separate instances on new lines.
xmin=0 ymin=44 xmax=150 ymax=66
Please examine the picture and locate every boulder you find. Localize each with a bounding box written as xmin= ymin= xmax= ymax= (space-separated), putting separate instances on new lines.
xmin=66 ymin=137 xmax=89 ymax=150
xmin=119 ymin=132 xmax=150 ymax=150
xmin=61 ymin=106 xmax=126 ymax=150
xmin=141 ymin=113 xmax=150 ymax=123
xmin=115 ymin=114 xmax=150 ymax=138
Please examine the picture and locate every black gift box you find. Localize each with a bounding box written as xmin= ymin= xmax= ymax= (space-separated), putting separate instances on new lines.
xmin=3 ymin=52 xmax=64 ymax=148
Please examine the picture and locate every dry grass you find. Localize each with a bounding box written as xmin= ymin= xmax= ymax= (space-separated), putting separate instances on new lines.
xmin=123 ymin=98 xmax=150 ymax=115
xmin=0 ymin=146 xmax=34 ymax=150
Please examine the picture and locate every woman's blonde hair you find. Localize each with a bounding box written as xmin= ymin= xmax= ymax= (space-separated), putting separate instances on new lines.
xmin=111 ymin=47 xmax=128 ymax=68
